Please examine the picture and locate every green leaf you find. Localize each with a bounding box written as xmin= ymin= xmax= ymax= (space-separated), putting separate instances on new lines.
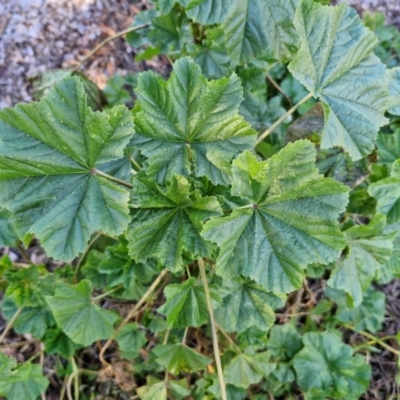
xmin=0 ymin=76 xmax=133 ymax=261
xmin=46 ymin=279 xmax=118 ymax=346
xmin=288 ymin=0 xmax=388 ymax=160
xmin=369 ymin=160 xmax=400 ymax=223
xmin=132 ymin=57 xmax=256 ymax=186
xmin=267 ymin=324 xmax=303 ymax=361
xmin=214 ymin=279 xmax=286 ymax=333
xmin=127 ymin=174 xmax=222 ymax=271
xmin=293 ymin=331 xmax=371 ymax=400
xmin=263 ymin=0 xmax=300 ymax=63
xmin=0 ymin=354 xmax=48 ymax=400
xmin=327 ymin=287 xmax=385 ymax=332
xmin=223 ymin=0 xmax=269 ymax=65
xmin=202 ymin=140 xmax=348 ymax=293
xmin=328 ymin=214 xmax=395 ymax=307
xmin=186 ymin=0 xmax=234 ymax=25
xmin=388 ymin=67 xmax=400 ymax=115
xmin=116 ymin=323 xmax=147 ymax=359
xmin=158 ymin=277 xmax=213 ymax=327
xmin=42 ymin=328 xmax=82 ymax=358
xmin=0 ymin=209 xmax=18 ymax=246
xmin=153 ymin=344 xmax=212 ymax=374
xmin=2 ymin=297 xmax=54 ymax=339
xmin=137 ymin=378 xmax=190 ymax=400
xmin=224 ymin=351 xmax=275 ymax=388
xmin=376 ymin=131 xmax=400 ymax=165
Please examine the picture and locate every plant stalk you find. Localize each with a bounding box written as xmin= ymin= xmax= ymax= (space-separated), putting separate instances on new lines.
xmin=198 ymin=258 xmax=228 ymax=400
xmin=92 ymin=285 xmax=124 ymax=301
xmin=93 ymin=169 xmax=133 ymax=189
xmin=255 ymin=92 xmax=314 ymax=145
xmin=73 ymin=23 xmax=150 ymax=72
xmin=99 ymin=269 xmax=168 ymax=365
xmin=0 ymin=307 xmax=23 ymax=344
xmin=344 ymin=324 xmax=400 ymax=356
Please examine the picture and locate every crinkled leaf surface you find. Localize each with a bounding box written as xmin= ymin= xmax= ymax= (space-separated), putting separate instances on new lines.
xmin=369 ymin=160 xmax=400 ymax=223
xmin=0 ymin=354 xmax=48 ymax=400
xmin=293 ymin=331 xmax=371 ymax=400
xmin=224 ymin=351 xmax=275 ymax=388
xmin=327 ymin=287 xmax=385 ymax=332
xmin=0 ymin=209 xmax=18 ymax=246
xmin=153 ymin=344 xmax=212 ymax=374
xmin=186 ymin=0 xmax=234 ymax=25
xmin=116 ymin=323 xmax=147 ymax=359
xmin=132 ymin=57 xmax=256 ymax=185
xmin=46 ymin=279 xmax=118 ymax=346
xmin=127 ymin=174 xmax=222 ymax=272
xmin=288 ymin=0 xmax=388 ymax=160
xmin=328 ymin=214 xmax=395 ymax=307
xmin=158 ymin=277 xmax=218 ymax=327
xmin=388 ymin=67 xmax=400 ymax=115
xmin=214 ymin=279 xmax=286 ymax=333
xmin=0 ymin=76 xmax=133 ymax=261
xmin=202 ymin=140 xmax=348 ymax=293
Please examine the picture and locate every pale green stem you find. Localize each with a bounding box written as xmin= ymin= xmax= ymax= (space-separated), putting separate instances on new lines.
xmin=0 ymin=307 xmax=23 ymax=344
xmin=255 ymin=92 xmax=314 ymax=145
xmin=198 ymin=258 xmax=228 ymax=400
xmin=130 ymin=156 xmax=142 ymax=171
xmin=74 ymin=232 xmax=102 ymax=279
xmin=66 ymin=367 xmax=98 ymax=400
xmin=92 ymin=285 xmax=124 ymax=301
xmin=216 ymin=323 xmax=242 ymax=353
xmin=99 ymin=269 xmax=168 ymax=365
xmin=181 ymin=327 xmax=189 ymax=345
xmin=93 ymin=169 xmax=133 ymax=189
xmin=73 ymin=23 xmax=150 ymax=72
xmin=343 ymin=324 xmax=400 ymax=356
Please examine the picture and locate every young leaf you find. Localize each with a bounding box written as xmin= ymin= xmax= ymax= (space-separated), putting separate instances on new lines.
xmin=327 ymin=287 xmax=385 ymax=332
xmin=388 ymin=67 xmax=400 ymax=115
xmin=214 ymin=279 xmax=286 ymax=333
xmin=0 ymin=209 xmax=18 ymax=246
xmin=0 ymin=76 xmax=134 ymax=261
xmin=127 ymin=174 xmax=222 ymax=271
xmin=132 ymin=57 xmax=256 ymax=186
xmin=202 ymin=140 xmax=348 ymax=293
xmin=0 ymin=354 xmax=48 ymax=400
xmin=2 ymin=297 xmax=54 ymax=339
xmin=158 ymin=277 xmax=214 ymax=327
xmin=224 ymin=351 xmax=275 ymax=388
xmin=153 ymin=344 xmax=212 ymax=374
xmin=46 ymin=279 xmax=118 ymax=346
xmin=293 ymin=331 xmax=371 ymax=400
xmin=267 ymin=324 xmax=303 ymax=361
xmin=116 ymin=323 xmax=147 ymax=359
xmin=288 ymin=0 xmax=388 ymax=160
xmin=328 ymin=214 xmax=395 ymax=307
xmin=369 ymin=160 xmax=400 ymax=223
xmin=42 ymin=328 xmax=82 ymax=358
xmin=137 ymin=378 xmax=190 ymax=400
xmin=376 ymin=131 xmax=400 ymax=165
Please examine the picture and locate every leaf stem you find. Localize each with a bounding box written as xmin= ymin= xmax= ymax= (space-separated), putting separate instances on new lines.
xmin=181 ymin=327 xmax=189 ymax=345
xmin=92 ymin=285 xmax=124 ymax=301
xmin=130 ymin=156 xmax=142 ymax=171
xmin=216 ymin=323 xmax=242 ymax=353
xmin=99 ymin=269 xmax=168 ymax=365
xmin=198 ymin=258 xmax=227 ymax=400
xmin=73 ymin=23 xmax=150 ymax=72
xmin=74 ymin=232 xmax=103 ymax=280
xmin=66 ymin=367 xmax=98 ymax=400
xmin=343 ymin=324 xmax=400 ymax=356
xmin=255 ymin=92 xmax=314 ymax=145
xmin=93 ymin=169 xmax=133 ymax=189
xmin=16 ymin=240 xmax=33 ymax=265
xmin=0 ymin=307 xmax=23 ymax=344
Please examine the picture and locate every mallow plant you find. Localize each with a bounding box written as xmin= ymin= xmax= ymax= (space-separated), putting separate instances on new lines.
xmin=0 ymin=0 xmax=400 ymax=399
